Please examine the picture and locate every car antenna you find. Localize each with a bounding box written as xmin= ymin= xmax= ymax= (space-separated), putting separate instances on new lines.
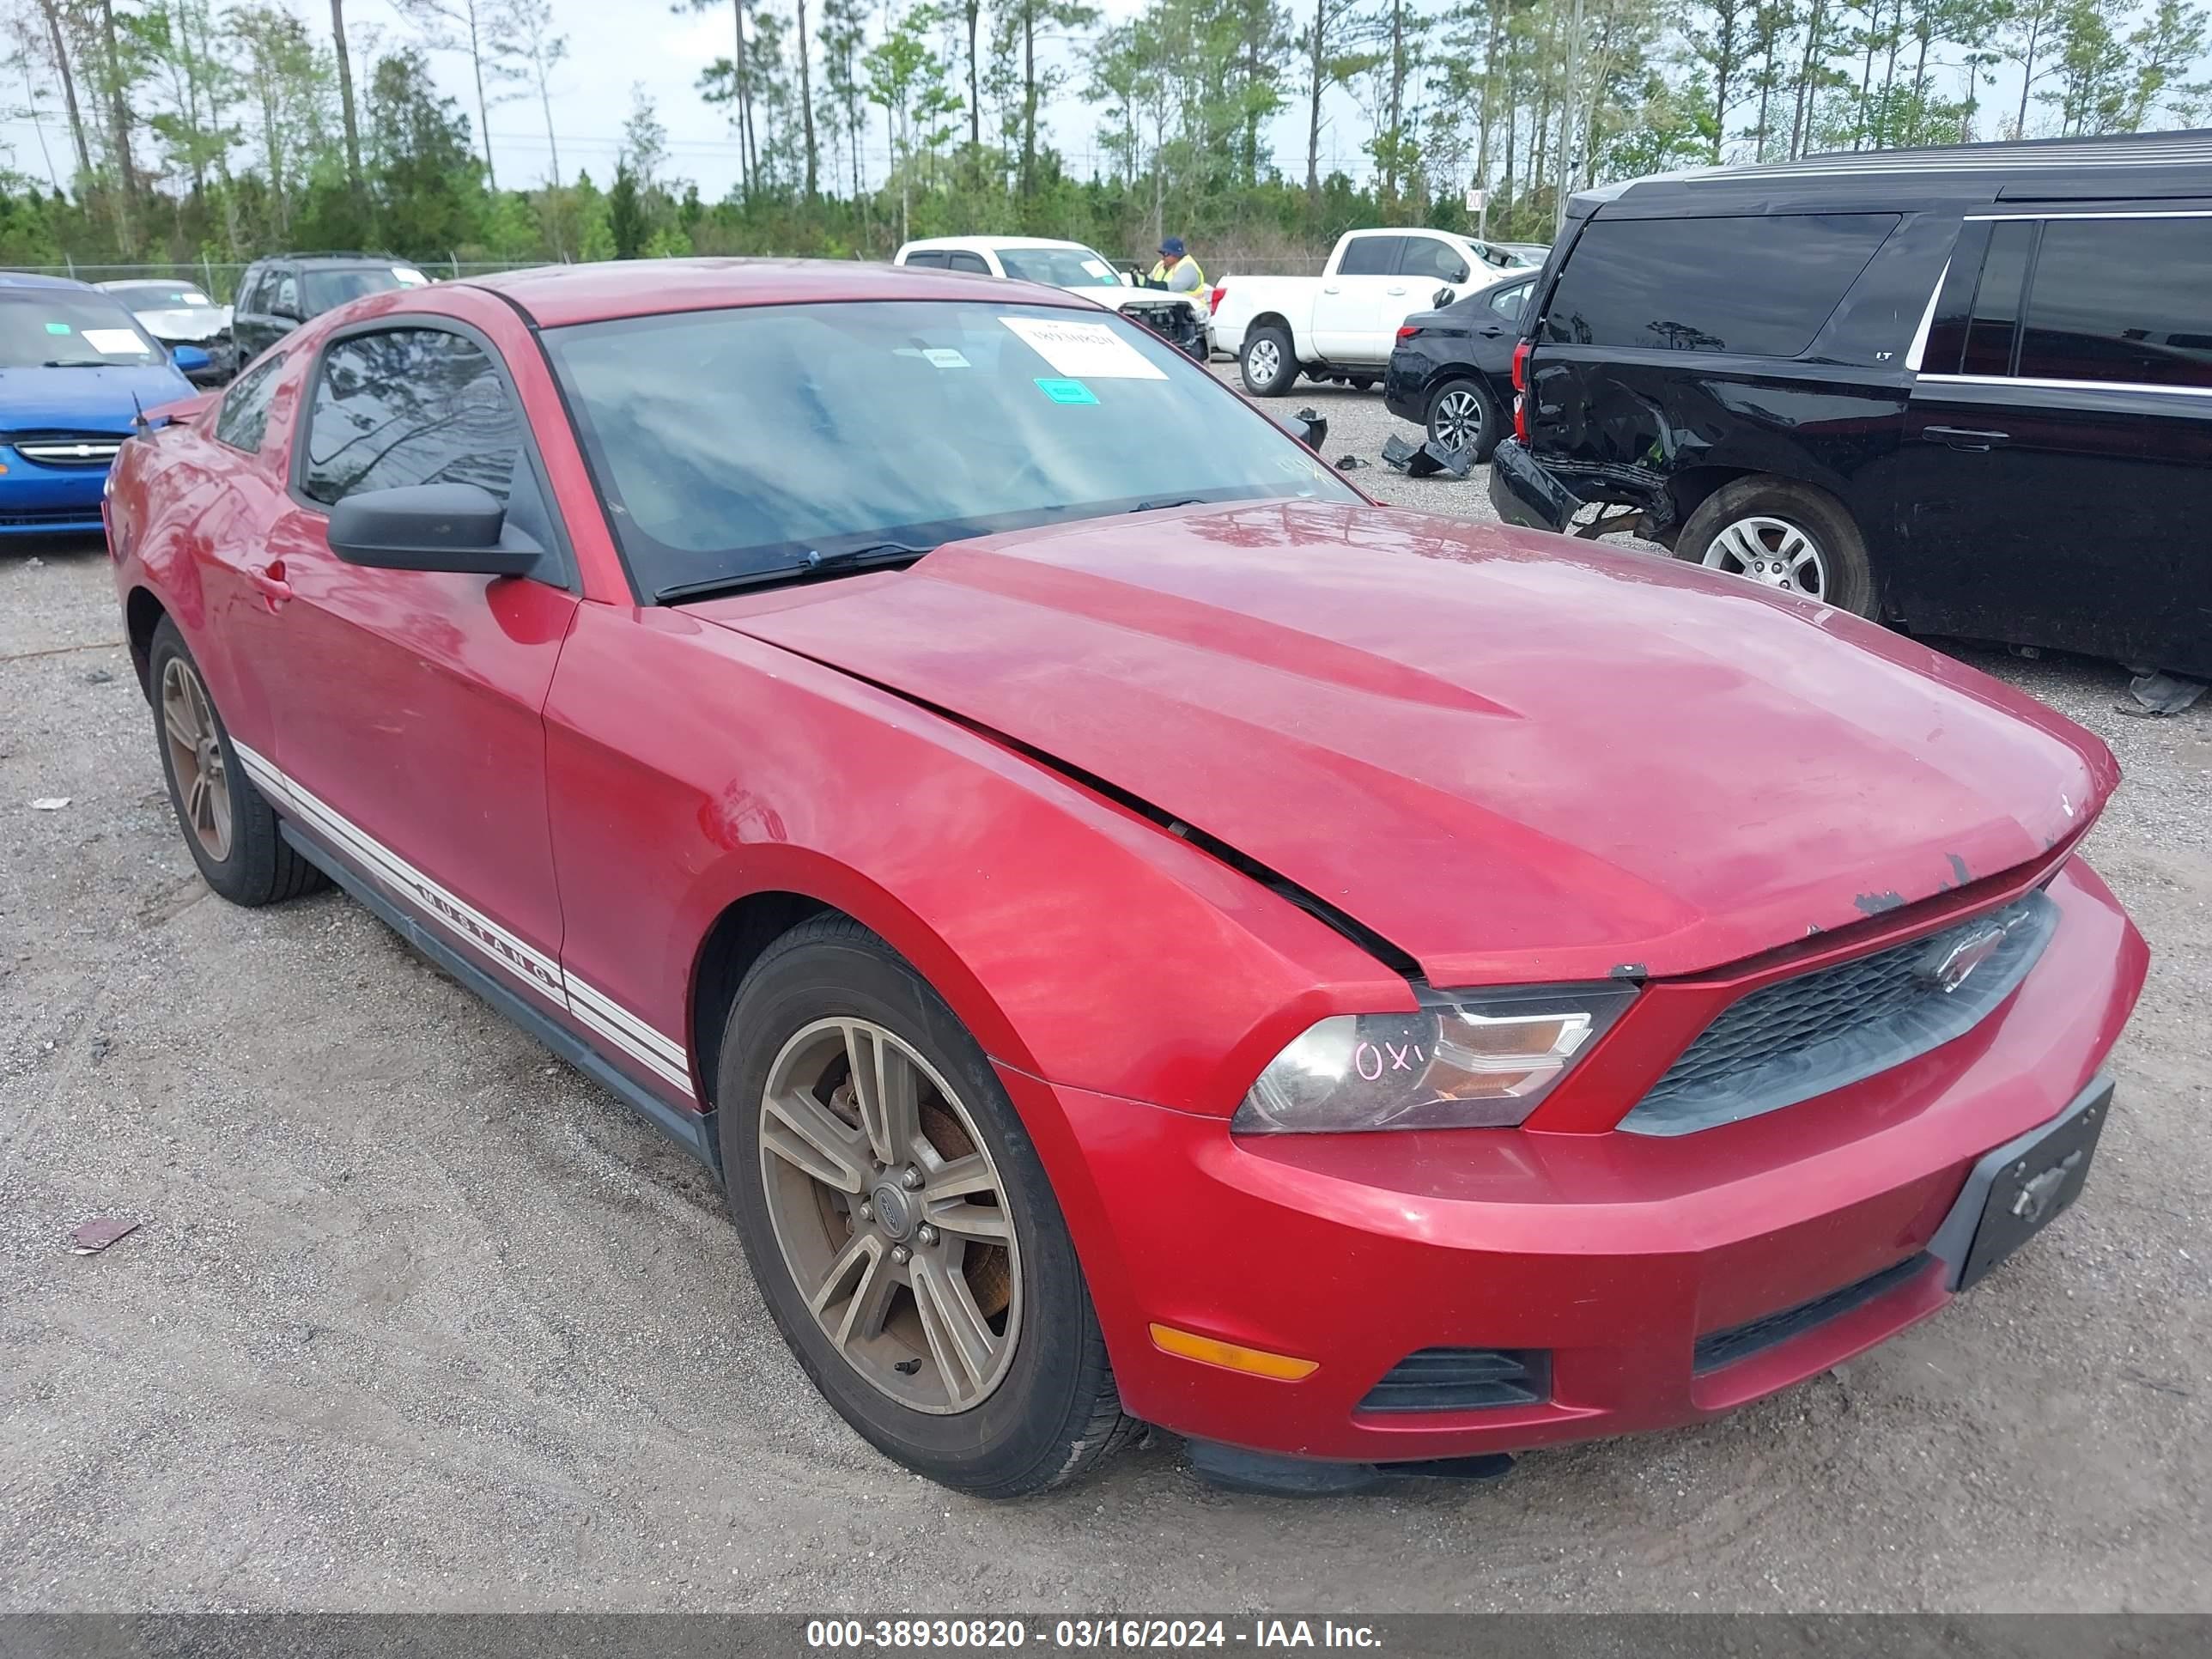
xmin=130 ymin=392 xmax=149 ymax=435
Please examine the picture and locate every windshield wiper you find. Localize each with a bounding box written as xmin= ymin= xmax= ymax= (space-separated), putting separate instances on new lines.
xmin=1128 ymin=496 xmax=1209 ymax=514
xmin=40 ymin=360 xmax=113 ymax=369
xmin=654 ymin=540 xmax=936 ymax=605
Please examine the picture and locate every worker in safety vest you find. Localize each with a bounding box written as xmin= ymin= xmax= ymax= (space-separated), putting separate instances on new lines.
xmin=1146 ymin=236 xmax=1206 ymax=310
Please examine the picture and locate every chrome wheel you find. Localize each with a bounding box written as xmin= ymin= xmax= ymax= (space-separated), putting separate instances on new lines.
xmin=758 ymin=1018 xmax=1021 ymax=1415
xmin=1702 ymin=514 xmax=1828 ymax=600
xmin=160 ymin=656 xmax=232 ymax=861
xmin=1431 ymin=387 xmax=1484 ymax=453
xmin=1246 ymin=337 xmax=1282 ymax=386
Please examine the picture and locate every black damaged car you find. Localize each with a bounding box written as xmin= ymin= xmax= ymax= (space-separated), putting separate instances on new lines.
xmin=1489 ymin=129 xmax=2212 ymax=681
xmin=1382 ymin=271 xmax=1534 ymax=461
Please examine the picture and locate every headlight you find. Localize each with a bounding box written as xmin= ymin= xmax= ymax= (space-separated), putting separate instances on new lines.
xmin=1232 ymin=984 xmax=1638 ymax=1133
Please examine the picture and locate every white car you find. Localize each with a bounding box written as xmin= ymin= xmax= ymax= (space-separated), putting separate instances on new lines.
xmin=1209 ymin=228 xmax=1527 ymax=395
xmin=892 ymin=236 xmax=1207 ymax=358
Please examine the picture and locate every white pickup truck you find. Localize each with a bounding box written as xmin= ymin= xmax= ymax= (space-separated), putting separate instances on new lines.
xmin=1209 ymin=228 xmax=1534 ymax=396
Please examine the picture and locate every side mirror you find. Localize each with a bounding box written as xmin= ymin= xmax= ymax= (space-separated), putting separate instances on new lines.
xmin=172 ymin=343 xmax=211 ymax=373
xmin=1432 ymin=286 xmax=1457 ymax=308
xmin=327 ymin=483 xmax=542 ymax=577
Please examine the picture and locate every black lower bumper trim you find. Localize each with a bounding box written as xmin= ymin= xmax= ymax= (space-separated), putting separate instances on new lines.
xmin=1487 ymin=437 xmax=1582 ymax=532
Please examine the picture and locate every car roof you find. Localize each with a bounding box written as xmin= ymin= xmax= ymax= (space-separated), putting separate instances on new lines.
xmin=465 ymin=256 xmax=1097 ymax=328
xmin=899 ymin=235 xmax=1091 ymax=253
xmin=0 ymin=271 xmax=94 ymax=291
xmin=1581 ymin=128 xmax=2212 ymax=217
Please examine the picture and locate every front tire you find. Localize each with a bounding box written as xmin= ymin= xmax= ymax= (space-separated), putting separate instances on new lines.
xmin=1425 ymin=377 xmax=1498 ymax=461
xmin=148 ymin=618 xmax=325 ymax=907
xmin=717 ymin=916 xmax=1133 ymax=1497
xmin=1239 ymin=324 xmax=1297 ymax=397
xmin=1674 ymin=477 xmax=1877 ymax=617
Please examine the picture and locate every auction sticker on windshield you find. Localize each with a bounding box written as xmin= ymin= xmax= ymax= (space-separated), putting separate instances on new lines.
xmin=1000 ymin=316 xmax=1166 ymax=380
xmin=82 ymin=328 xmax=149 ymax=356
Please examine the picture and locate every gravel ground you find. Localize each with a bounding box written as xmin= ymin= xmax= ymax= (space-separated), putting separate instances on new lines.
xmin=2 ymin=389 xmax=2208 ymax=1612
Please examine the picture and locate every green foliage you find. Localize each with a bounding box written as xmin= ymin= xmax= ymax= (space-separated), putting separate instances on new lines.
xmin=10 ymin=0 xmax=2211 ymax=275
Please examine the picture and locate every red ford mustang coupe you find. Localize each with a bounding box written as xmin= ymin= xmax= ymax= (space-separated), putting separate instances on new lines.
xmin=105 ymin=261 xmax=2147 ymax=1498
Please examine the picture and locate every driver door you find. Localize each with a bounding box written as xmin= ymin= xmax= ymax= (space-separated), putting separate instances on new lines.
xmin=252 ymin=316 xmax=580 ymax=1014
xmin=1313 ymin=234 xmax=1405 ymax=361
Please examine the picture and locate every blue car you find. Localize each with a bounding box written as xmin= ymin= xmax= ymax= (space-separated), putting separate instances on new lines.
xmin=1 ymin=272 xmax=208 ymax=537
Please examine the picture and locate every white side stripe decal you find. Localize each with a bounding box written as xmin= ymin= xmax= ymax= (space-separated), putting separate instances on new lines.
xmin=233 ymin=740 xmax=696 ymax=1101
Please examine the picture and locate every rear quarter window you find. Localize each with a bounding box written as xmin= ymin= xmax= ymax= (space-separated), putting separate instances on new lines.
xmin=1540 ymin=213 xmax=1901 ymax=357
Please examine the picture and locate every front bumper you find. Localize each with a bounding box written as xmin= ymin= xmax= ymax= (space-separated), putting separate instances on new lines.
xmin=1007 ymin=856 xmax=2146 ymax=1464
xmin=0 ymin=463 xmax=112 ymax=534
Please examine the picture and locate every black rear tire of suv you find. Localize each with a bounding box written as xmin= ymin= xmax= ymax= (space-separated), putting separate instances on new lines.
xmin=1674 ymin=477 xmax=1877 ymax=618
xmin=1239 ymin=324 xmax=1297 ymax=397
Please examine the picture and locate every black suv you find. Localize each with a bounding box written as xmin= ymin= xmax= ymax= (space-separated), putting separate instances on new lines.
xmin=231 ymin=252 xmax=431 ymax=365
xmin=1490 ymin=131 xmax=2212 ymax=680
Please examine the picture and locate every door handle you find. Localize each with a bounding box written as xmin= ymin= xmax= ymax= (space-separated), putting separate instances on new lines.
xmin=249 ymin=560 xmax=293 ymax=605
xmin=1385 ymin=286 xmax=1407 ymax=295
xmin=1922 ymin=425 xmax=2012 ymax=451
xmin=1322 ymin=285 xmax=1340 ymax=294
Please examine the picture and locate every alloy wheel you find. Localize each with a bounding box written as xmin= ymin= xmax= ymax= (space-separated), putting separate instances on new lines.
xmin=1431 ymin=388 xmax=1484 ymax=453
xmin=757 ymin=1018 xmax=1021 ymax=1415
xmin=160 ymin=656 xmax=232 ymax=861
xmin=1247 ymin=337 xmax=1281 ymax=385
xmin=1702 ymin=514 xmax=1828 ymax=600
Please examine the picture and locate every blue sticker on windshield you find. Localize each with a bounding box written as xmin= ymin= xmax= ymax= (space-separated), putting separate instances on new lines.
xmin=46 ymin=322 xmax=71 ymax=334
xmin=1034 ymin=377 xmax=1097 ymax=404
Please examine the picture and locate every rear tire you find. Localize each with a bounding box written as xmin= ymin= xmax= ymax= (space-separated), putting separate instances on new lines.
xmin=1348 ymin=375 xmax=1376 ymax=392
xmin=147 ymin=618 xmax=325 ymax=907
xmin=716 ymin=916 xmax=1133 ymax=1497
xmin=1674 ymin=477 xmax=1877 ymax=618
xmin=1239 ymin=324 xmax=1297 ymax=397
xmin=1425 ymin=377 xmax=1499 ymax=461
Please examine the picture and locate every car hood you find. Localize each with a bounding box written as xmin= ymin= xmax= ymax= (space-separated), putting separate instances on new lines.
xmin=0 ymin=362 xmax=198 ymax=430
xmin=692 ymin=502 xmax=2111 ymax=984
xmin=132 ymin=305 xmax=231 ymax=342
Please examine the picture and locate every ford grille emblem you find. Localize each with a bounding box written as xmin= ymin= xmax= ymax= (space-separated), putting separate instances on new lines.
xmin=1918 ymin=921 xmax=2007 ymax=994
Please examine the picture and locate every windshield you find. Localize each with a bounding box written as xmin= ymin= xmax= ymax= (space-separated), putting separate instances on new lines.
xmin=995 ymin=246 xmax=1122 ymax=288
xmin=543 ymin=299 xmax=1357 ymax=599
xmin=109 ymin=284 xmax=215 ymax=308
xmin=301 ymin=267 xmax=412 ymax=312
xmin=0 ymin=290 xmax=162 ymax=368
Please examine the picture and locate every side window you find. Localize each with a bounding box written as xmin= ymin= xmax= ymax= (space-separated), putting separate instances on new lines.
xmin=1337 ymin=235 xmax=1403 ymax=276
xmin=946 ymin=251 xmax=992 ymax=275
xmin=2018 ymin=216 xmax=2212 ymax=388
xmin=1490 ymin=281 xmax=1532 ymax=321
xmin=1401 ymin=238 xmax=1471 ymax=284
xmin=275 ymin=271 xmax=299 ymax=317
xmin=1540 ymin=213 xmax=1899 ymax=356
xmin=1960 ymin=221 xmax=2033 ymax=378
xmin=236 ymin=269 xmax=264 ymax=313
xmin=213 ymin=352 xmax=286 ymax=453
xmin=902 ymin=250 xmax=948 ymax=269
xmin=301 ymin=328 xmax=522 ymax=507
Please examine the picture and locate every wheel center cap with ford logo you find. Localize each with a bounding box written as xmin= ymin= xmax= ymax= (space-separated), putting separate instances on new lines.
xmin=870 ymin=1180 xmax=915 ymax=1241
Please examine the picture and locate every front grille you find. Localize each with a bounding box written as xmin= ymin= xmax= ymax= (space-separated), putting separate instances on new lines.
xmin=1694 ymin=1253 xmax=1932 ymax=1374
xmin=1357 ymin=1347 xmax=1551 ymax=1413
xmin=9 ymin=431 xmax=125 ymax=467
xmin=1622 ymin=890 xmax=2059 ymax=1137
